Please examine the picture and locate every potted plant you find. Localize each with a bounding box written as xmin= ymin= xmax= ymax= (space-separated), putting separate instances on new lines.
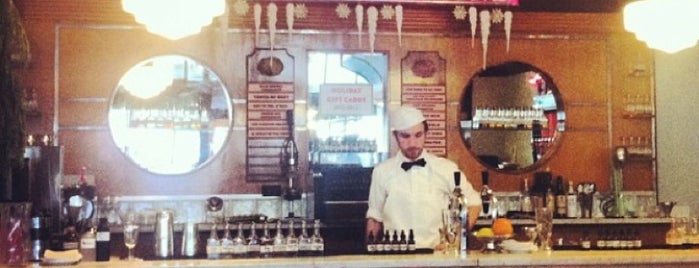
xmin=1 ymin=0 xmax=31 ymax=201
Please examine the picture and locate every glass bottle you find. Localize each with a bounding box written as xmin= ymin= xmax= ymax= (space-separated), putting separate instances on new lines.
xmin=285 ymin=220 xmax=299 ymax=257
xmin=383 ymin=230 xmax=392 ymax=254
xmin=231 ymin=223 xmax=247 ymax=258
xmin=554 ymin=176 xmax=567 ymax=218
xmin=79 ymin=227 xmax=96 ymax=262
xmin=391 ymin=230 xmax=400 ymax=252
xmin=259 ymin=222 xmax=273 ymax=258
xmin=272 ymin=221 xmax=286 ymax=257
xmin=520 ymin=178 xmax=533 ymax=216
xmin=311 ymin=219 xmax=324 ymax=256
xmin=298 ymin=220 xmax=313 ymax=256
xmin=366 ymin=231 xmax=376 ymax=254
xmin=95 ymin=218 xmax=110 ymax=262
xmin=399 ymin=230 xmax=408 ymax=252
xmin=374 ymin=230 xmax=384 ymax=254
xmin=246 ymin=222 xmax=261 ymax=258
xmin=565 ymin=180 xmax=579 ymax=218
xmin=407 ymin=229 xmax=416 ymax=253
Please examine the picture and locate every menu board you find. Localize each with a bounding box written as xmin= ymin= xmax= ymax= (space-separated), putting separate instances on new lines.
xmin=246 ymin=49 xmax=295 ymax=182
xmin=401 ymin=51 xmax=447 ymax=156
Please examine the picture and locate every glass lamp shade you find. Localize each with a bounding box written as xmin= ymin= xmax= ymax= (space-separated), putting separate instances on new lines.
xmin=122 ymin=0 xmax=226 ymax=40
xmin=624 ymin=0 xmax=699 ymax=53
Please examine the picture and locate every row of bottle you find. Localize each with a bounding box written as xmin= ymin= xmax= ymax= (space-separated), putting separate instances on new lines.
xmin=579 ymin=229 xmax=643 ymax=250
xmin=206 ymin=219 xmax=324 ymax=259
xmin=515 ymin=176 xmax=582 ymax=219
xmin=471 ymin=106 xmax=549 ymax=130
xmin=365 ymin=229 xmax=416 ymax=254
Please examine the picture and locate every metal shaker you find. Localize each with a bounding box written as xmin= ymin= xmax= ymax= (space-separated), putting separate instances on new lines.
xmin=29 ymin=216 xmax=46 ymax=262
xmin=181 ymin=222 xmax=198 ymax=257
xmin=154 ymin=210 xmax=174 ymax=258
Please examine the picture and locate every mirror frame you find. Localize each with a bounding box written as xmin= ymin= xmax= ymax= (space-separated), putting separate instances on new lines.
xmin=459 ymin=61 xmax=565 ymax=174
xmin=107 ymin=54 xmax=233 ymax=175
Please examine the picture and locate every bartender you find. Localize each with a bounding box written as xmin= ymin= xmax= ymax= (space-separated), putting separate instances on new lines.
xmin=365 ymin=105 xmax=482 ymax=249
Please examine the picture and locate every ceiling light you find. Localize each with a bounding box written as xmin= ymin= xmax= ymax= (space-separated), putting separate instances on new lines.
xmin=624 ymin=0 xmax=699 ymax=53
xmin=122 ymin=0 xmax=226 ymax=40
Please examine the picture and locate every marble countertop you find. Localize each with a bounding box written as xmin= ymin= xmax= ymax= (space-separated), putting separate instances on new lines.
xmin=29 ymin=249 xmax=699 ymax=268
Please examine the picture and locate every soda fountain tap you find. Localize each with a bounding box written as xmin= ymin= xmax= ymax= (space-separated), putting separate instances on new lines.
xmin=444 ymin=171 xmax=468 ymax=257
xmin=281 ymin=109 xmax=301 ymax=217
xmin=610 ymin=146 xmax=627 ymax=217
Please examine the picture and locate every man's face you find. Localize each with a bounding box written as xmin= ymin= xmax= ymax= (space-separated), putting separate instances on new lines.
xmin=394 ymin=122 xmax=426 ymax=160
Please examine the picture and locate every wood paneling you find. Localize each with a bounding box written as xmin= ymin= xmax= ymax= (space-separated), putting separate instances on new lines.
xmin=17 ymin=0 xmax=653 ymax=196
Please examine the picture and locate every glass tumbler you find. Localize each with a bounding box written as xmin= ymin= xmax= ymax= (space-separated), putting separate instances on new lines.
xmin=535 ymin=207 xmax=553 ymax=251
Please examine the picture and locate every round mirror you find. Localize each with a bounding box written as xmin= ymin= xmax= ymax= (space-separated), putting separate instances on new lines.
xmin=108 ymin=55 xmax=232 ymax=175
xmin=459 ymin=61 xmax=565 ymax=173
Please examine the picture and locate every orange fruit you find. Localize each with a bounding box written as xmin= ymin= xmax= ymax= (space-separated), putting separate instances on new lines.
xmin=492 ymin=218 xmax=514 ymax=236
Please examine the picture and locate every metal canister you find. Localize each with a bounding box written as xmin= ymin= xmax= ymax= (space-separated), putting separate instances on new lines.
xmin=29 ymin=216 xmax=45 ymax=262
xmin=181 ymin=222 xmax=198 ymax=257
xmin=154 ymin=210 xmax=174 ymax=258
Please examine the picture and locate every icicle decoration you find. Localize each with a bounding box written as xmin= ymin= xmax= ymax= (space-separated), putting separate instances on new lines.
xmin=286 ymin=3 xmax=294 ymax=41
xmin=367 ymin=6 xmax=378 ymax=53
xmin=395 ymin=5 xmax=403 ymax=46
xmin=268 ymin=3 xmax=278 ymax=69
xmin=469 ymin=7 xmax=477 ymax=48
xmin=356 ymin=4 xmax=364 ymax=47
xmin=479 ymin=10 xmax=491 ymax=70
xmin=254 ymin=3 xmax=262 ymax=46
xmin=504 ymin=11 xmax=513 ymax=53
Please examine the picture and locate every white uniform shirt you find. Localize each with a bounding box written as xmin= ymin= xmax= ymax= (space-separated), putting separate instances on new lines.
xmin=366 ymin=151 xmax=482 ymax=249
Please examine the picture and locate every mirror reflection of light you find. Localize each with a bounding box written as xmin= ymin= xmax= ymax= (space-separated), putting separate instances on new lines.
xmin=121 ymin=0 xmax=226 ymax=40
xmin=120 ymin=60 xmax=174 ymax=99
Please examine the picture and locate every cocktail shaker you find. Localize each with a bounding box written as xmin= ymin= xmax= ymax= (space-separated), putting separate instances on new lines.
xmin=154 ymin=210 xmax=174 ymax=258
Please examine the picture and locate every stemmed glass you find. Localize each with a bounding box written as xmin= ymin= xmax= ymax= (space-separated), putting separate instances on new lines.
xmin=123 ymin=217 xmax=140 ymax=260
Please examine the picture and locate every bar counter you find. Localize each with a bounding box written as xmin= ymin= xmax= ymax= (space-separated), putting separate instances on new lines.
xmin=31 ymin=249 xmax=699 ymax=268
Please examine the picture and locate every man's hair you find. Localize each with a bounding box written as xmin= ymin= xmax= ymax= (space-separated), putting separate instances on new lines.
xmin=392 ymin=121 xmax=428 ymax=137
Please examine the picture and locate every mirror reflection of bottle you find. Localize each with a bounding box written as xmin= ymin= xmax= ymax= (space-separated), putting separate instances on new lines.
xmin=555 ymin=176 xmax=567 ymax=218
xmin=566 ymin=181 xmax=579 ymax=218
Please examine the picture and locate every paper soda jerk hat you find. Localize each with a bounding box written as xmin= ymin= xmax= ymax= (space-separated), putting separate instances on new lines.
xmin=390 ymin=105 xmax=426 ymax=131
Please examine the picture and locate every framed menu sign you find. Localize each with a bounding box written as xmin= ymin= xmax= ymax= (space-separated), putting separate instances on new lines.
xmin=401 ymin=51 xmax=447 ymax=156
xmin=246 ymin=48 xmax=295 ymax=182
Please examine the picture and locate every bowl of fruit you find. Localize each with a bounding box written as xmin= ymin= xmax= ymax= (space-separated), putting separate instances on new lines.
xmin=473 ymin=218 xmax=514 ymax=253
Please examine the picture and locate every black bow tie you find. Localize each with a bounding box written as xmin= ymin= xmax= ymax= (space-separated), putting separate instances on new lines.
xmin=401 ymin=158 xmax=426 ymax=171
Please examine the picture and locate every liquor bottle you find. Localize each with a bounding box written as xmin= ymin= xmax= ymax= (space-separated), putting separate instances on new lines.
xmin=246 ymin=222 xmax=261 ymax=258
xmin=554 ymin=176 xmax=567 ymax=218
xmin=566 ymin=180 xmax=579 ymax=218
xmin=79 ymin=227 xmax=96 ymax=262
xmin=407 ymin=229 xmax=416 ymax=253
xmin=95 ymin=218 xmax=110 ymax=262
xmin=366 ymin=231 xmax=376 ymax=254
xmin=545 ymin=186 xmax=555 ymax=212
xmin=206 ymin=224 xmax=220 ymax=259
xmin=272 ymin=221 xmax=286 ymax=257
xmin=298 ymin=221 xmax=313 ymax=256
xmin=399 ymin=230 xmax=408 ymax=252
xmin=259 ymin=222 xmax=273 ymax=258
xmin=480 ymin=171 xmax=493 ymax=218
xmin=285 ymin=220 xmax=299 ymax=257
xmin=310 ymin=219 xmax=324 ymax=256
xmin=231 ymin=223 xmax=247 ymax=258
xmin=520 ymin=178 xmax=533 ymax=216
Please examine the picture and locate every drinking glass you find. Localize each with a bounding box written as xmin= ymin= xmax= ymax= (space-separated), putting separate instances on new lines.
xmin=123 ymin=223 xmax=140 ymax=260
xmin=535 ymin=207 xmax=553 ymax=251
